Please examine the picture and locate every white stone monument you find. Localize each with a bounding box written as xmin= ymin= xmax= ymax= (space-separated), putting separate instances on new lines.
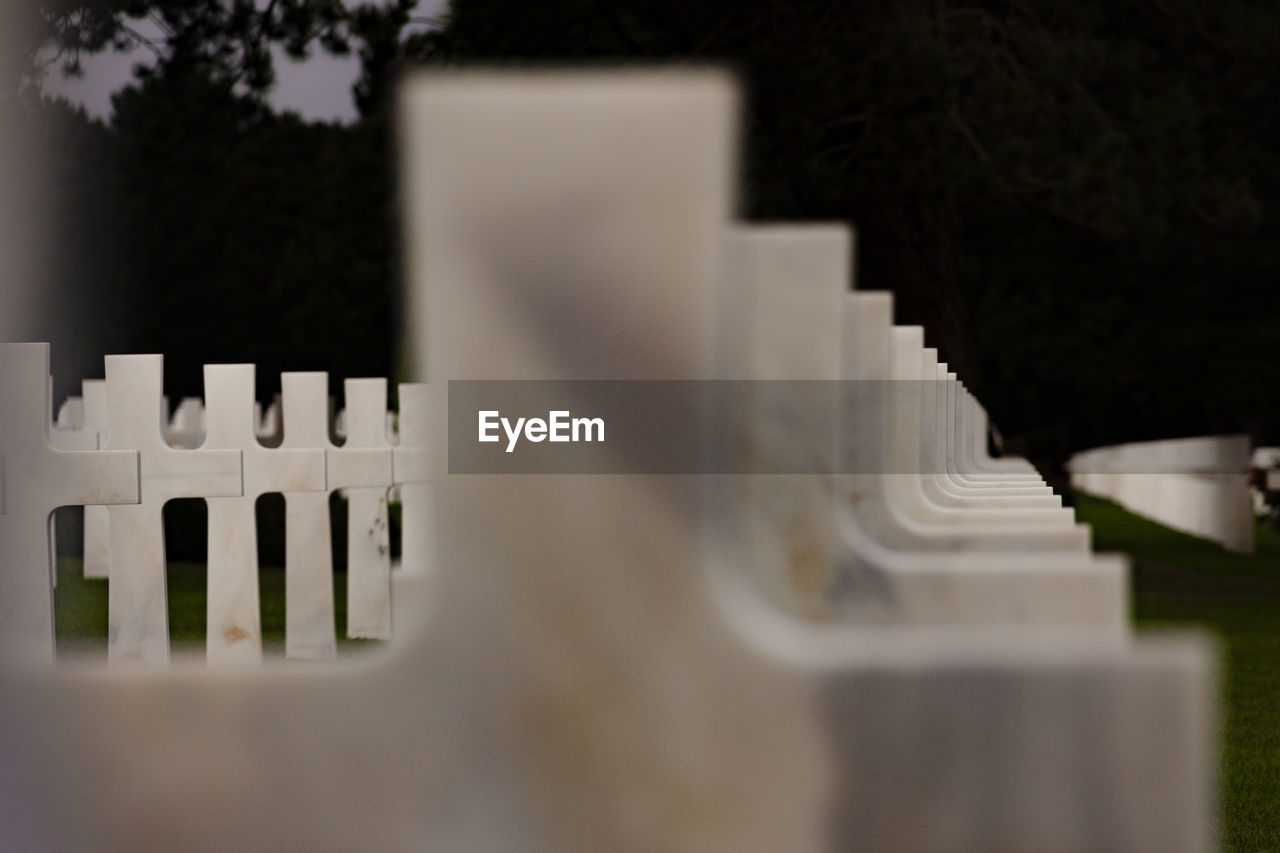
xmin=883 ymin=326 xmax=1082 ymax=537
xmin=164 ymin=396 xmax=205 ymax=449
xmin=848 ymin=295 xmax=1123 ymax=624
xmin=47 ymin=384 xmax=96 ymax=590
xmin=53 ymin=395 xmax=85 ymax=434
xmin=254 ymin=396 xmax=282 ymax=446
xmin=717 ymin=224 xmax=848 ymax=617
xmin=1069 ymin=435 xmax=1254 ymax=552
xmin=279 ymin=371 xmax=340 ymax=659
xmin=392 ymin=382 xmax=432 ymax=577
xmin=837 ymin=295 xmax=1093 ymax=555
xmin=49 ymin=381 xmax=114 ymax=581
xmin=80 ymin=380 xmax=113 ymax=579
xmin=103 ymin=354 xmax=242 ymax=666
xmin=0 ymin=343 xmax=139 ymax=666
xmin=334 ymin=379 xmax=394 ymax=639
xmin=926 ymin=360 xmax=1054 ymax=501
xmin=1251 ymin=446 xmax=1279 ymax=513
xmin=203 ymin=364 xmax=326 ymax=665
xmin=402 ymin=69 xmax=1211 ymax=850
xmin=717 ymin=228 xmax=1124 ymax=631
xmin=0 ymin=69 xmax=1214 ymax=853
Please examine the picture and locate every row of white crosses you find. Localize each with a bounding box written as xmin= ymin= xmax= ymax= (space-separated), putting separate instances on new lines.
xmin=722 ymin=227 xmax=1125 ymax=631
xmin=0 ymin=71 xmax=1211 ymax=851
xmin=2 ymin=348 xmax=430 ymax=666
xmin=406 ymin=71 xmax=1212 ymax=851
xmin=1067 ymin=435 xmax=1255 ymax=553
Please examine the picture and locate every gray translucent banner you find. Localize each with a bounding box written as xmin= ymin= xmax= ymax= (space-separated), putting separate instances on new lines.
xmin=450 ymin=379 xmax=950 ymax=474
xmin=448 ymin=381 xmax=1255 ymax=475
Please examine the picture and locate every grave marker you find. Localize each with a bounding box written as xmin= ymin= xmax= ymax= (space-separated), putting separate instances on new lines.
xmin=47 ymin=383 xmax=96 ymax=589
xmin=81 ymin=380 xmax=112 ymax=578
xmin=0 ymin=343 xmax=139 ymax=665
xmin=203 ymin=364 xmax=326 ymax=665
xmin=164 ymin=397 xmax=205 ymax=449
xmin=0 ymin=69 xmax=1216 ymax=853
xmin=280 ymin=371 xmax=340 ymax=659
xmin=103 ymin=354 xmax=241 ymax=666
xmin=393 ymin=383 xmax=432 ymax=577
xmin=53 ymin=395 xmax=85 ymax=433
xmin=1069 ymin=435 xmax=1254 ymax=552
xmin=255 ymin=396 xmax=282 ymax=447
xmin=334 ymin=378 xmax=394 ymax=639
xmin=922 ymin=355 xmax=1055 ymax=503
xmin=400 ymin=69 xmax=1210 ymax=850
xmin=718 ymin=224 xmax=846 ymax=617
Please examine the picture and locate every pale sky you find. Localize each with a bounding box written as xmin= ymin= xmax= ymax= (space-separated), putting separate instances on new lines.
xmin=43 ymin=0 xmax=447 ymax=125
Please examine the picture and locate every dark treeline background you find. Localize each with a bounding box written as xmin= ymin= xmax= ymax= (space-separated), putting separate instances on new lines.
xmin=12 ymin=0 xmax=1280 ymax=468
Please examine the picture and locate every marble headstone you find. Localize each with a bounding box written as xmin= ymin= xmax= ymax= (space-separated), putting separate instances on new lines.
xmin=203 ymin=364 xmax=326 ymax=665
xmin=0 ymin=344 xmax=139 ymax=665
xmin=280 ymin=371 xmax=340 ymax=659
xmin=103 ymin=355 xmax=241 ymax=666
xmin=338 ymin=378 xmax=394 ymax=640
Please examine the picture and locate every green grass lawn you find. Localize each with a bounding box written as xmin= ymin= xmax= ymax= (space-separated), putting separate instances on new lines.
xmin=1073 ymin=492 xmax=1280 ymax=853
xmin=53 ymin=557 xmax=382 ymax=660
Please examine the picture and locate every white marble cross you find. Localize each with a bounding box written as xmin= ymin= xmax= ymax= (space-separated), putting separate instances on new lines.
xmin=332 ymin=378 xmax=394 ymax=639
xmin=164 ymin=397 xmax=205 ymax=449
xmin=47 ymin=384 xmax=98 ymax=590
xmin=919 ymin=350 xmax=1054 ymax=504
xmin=203 ymin=364 xmax=327 ymax=665
xmin=53 ymin=394 xmax=86 ymax=434
xmin=397 ymin=71 xmax=1209 ymax=851
xmin=49 ymin=381 xmax=115 ymax=581
xmin=80 ymin=380 xmax=112 ymax=579
xmin=718 ymin=224 xmax=848 ymax=617
xmin=0 ymin=68 xmax=1214 ymax=853
xmin=279 ymin=372 xmax=341 ymax=658
xmin=1069 ymin=434 xmax=1254 ymax=552
xmin=392 ymin=383 xmax=431 ymax=577
xmin=103 ymin=354 xmax=242 ymax=666
xmin=255 ymin=396 xmax=282 ymax=446
xmin=0 ymin=343 xmax=139 ymax=666
xmin=406 ymin=70 xmax=825 ymax=850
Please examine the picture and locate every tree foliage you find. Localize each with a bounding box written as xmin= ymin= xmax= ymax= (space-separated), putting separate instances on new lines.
xmin=23 ymin=0 xmax=1280 ymax=463
xmin=31 ymin=0 xmax=348 ymax=91
xmin=426 ymin=0 xmax=1280 ymax=458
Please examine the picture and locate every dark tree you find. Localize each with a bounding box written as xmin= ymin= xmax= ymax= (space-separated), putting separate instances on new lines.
xmin=24 ymin=0 xmax=1280 ymax=464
